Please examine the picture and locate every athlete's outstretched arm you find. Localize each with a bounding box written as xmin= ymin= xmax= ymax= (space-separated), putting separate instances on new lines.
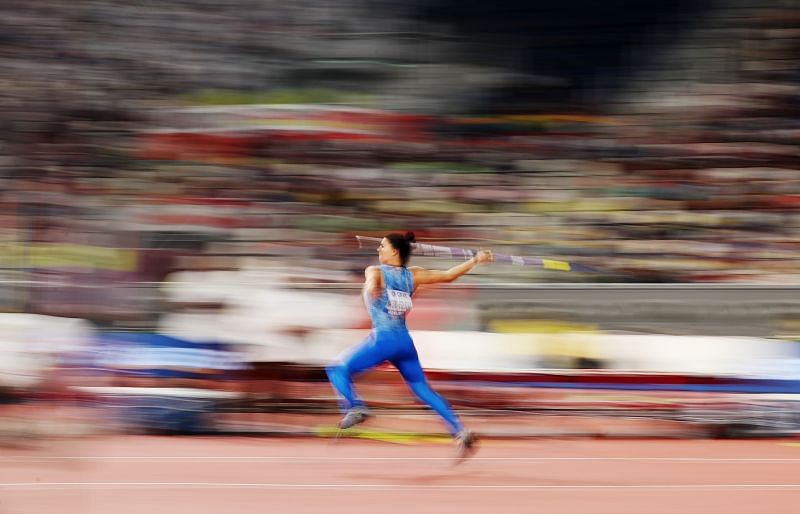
xmin=410 ymin=249 xmax=493 ymax=286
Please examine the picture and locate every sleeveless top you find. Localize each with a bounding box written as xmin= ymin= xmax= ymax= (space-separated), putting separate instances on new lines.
xmin=365 ymin=264 xmax=414 ymax=333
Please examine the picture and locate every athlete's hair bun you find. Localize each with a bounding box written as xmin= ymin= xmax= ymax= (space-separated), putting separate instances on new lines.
xmin=385 ymin=231 xmax=415 ymax=266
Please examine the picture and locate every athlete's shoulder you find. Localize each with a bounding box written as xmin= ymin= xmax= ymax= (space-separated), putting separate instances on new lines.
xmin=364 ymin=265 xmax=381 ymax=277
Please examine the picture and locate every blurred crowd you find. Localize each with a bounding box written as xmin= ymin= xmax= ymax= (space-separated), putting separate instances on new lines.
xmin=0 ymin=0 xmax=798 ymax=327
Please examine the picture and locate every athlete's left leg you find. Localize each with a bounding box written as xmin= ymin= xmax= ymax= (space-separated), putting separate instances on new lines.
xmin=327 ymin=334 xmax=388 ymax=428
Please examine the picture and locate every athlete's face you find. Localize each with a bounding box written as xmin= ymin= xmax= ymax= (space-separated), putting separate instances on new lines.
xmin=377 ymin=238 xmax=397 ymax=264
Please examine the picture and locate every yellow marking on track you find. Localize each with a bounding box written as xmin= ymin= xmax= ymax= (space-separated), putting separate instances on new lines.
xmin=314 ymin=426 xmax=451 ymax=445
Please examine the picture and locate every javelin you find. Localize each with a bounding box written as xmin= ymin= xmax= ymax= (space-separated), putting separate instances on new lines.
xmin=355 ymin=235 xmax=600 ymax=273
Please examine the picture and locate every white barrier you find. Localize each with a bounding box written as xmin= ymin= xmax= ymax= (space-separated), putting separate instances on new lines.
xmin=0 ymin=310 xmax=796 ymax=384
xmin=0 ymin=313 xmax=93 ymax=388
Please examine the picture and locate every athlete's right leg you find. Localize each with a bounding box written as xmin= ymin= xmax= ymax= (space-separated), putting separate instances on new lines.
xmin=326 ymin=334 xmax=387 ymax=418
xmin=392 ymin=353 xmax=464 ymax=437
xmin=392 ymin=348 xmax=477 ymax=461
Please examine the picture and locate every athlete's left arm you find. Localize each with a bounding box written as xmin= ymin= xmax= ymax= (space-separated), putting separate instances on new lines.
xmin=363 ymin=265 xmax=382 ymax=299
xmin=410 ymin=249 xmax=493 ymax=286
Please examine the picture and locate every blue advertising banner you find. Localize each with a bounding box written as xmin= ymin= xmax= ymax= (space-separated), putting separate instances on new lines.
xmin=90 ymin=332 xmax=244 ymax=379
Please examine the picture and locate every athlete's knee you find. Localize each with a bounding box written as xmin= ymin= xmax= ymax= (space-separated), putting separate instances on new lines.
xmin=326 ymin=362 xmax=350 ymax=381
xmin=326 ymin=363 xmax=343 ymax=380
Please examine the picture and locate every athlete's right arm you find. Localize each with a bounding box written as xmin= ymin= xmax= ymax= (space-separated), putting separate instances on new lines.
xmin=363 ymin=265 xmax=382 ymax=300
xmin=410 ymin=249 xmax=493 ymax=286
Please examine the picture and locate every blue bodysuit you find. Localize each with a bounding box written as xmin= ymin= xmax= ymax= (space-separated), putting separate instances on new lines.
xmin=326 ymin=264 xmax=464 ymax=436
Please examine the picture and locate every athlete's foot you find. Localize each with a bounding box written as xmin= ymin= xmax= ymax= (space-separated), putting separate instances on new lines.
xmin=453 ymin=429 xmax=478 ymax=463
xmin=338 ymin=407 xmax=371 ymax=430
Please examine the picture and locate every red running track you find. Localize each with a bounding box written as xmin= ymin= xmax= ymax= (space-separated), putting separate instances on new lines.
xmin=2 ymin=436 xmax=800 ymax=513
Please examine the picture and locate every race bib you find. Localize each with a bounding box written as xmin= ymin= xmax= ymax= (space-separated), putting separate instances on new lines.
xmin=386 ymin=289 xmax=413 ymax=317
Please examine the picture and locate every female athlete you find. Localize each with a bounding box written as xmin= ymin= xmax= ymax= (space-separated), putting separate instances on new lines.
xmin=326 ymin=232 xmax=493 ymax=459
